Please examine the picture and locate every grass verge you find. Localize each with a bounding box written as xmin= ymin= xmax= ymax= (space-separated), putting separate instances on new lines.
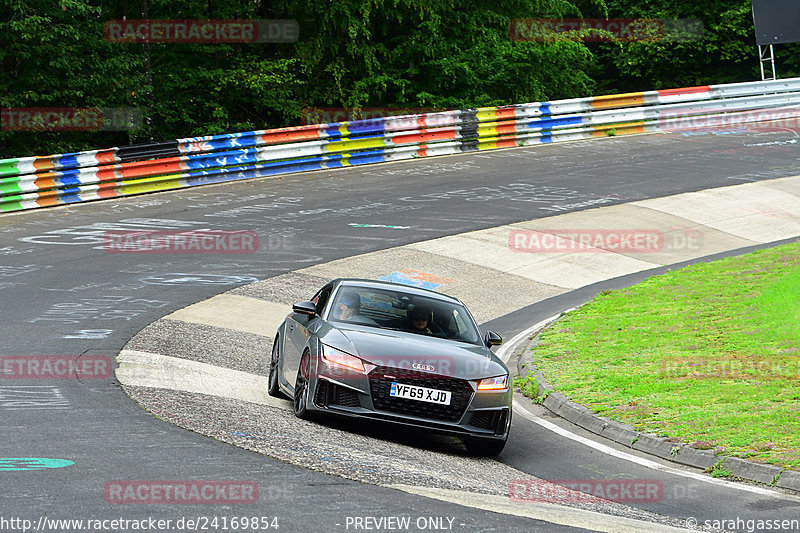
xmin=531 ymin=241 xmax=800 ymax=469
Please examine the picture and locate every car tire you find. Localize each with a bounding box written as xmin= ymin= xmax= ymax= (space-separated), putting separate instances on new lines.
xmin=464 ymin=435 xmax=507 ymax=456
xmin=268 ymin=336 xmax=287 ymax=399
xmin=293 ymin=351 xmax=313 ymax=420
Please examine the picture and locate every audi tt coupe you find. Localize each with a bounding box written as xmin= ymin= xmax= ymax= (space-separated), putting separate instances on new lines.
xmin=268 ymin=278 xmax=512 ymax=455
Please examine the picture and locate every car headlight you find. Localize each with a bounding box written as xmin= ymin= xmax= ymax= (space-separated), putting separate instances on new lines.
xmin=321 ymin=344 xmax=365 ymax=372
xmin=476 ymin=374 xmax=508 ymax=391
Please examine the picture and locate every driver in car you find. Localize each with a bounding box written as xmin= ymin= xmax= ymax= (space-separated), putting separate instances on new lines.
xmin=338 ymin=292 xmax=361 ymax=321
xmin=337 ymin=292 xmax=378 ymax=325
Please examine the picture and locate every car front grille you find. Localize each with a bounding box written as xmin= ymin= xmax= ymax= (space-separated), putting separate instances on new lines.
xmin=368 ymin=366 xmax=473 ymax=422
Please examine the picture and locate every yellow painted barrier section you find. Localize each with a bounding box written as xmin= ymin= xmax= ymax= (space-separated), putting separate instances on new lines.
xmin=323 ymin=137 xmax=386 ymax=152
xmin=478 ymin=123 xmax=523 ymax=136
xmin=476 ymin=109 xmax=500 ymax=122
xmin=478 ymin=126 xmax=500 ymax=137
xmin=591 ymin=121 xmax=647 ymax=137
xmin=592 ymin=92 xmax=645 ymax=110
xmin=476 ymin=134 xmax=526 ymax=150
xmin=120 ymin=174 xmax=183 ymax=195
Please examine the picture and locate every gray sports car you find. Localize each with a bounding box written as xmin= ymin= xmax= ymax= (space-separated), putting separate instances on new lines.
xmin=268 ymin=278 xmax=512 ymax=455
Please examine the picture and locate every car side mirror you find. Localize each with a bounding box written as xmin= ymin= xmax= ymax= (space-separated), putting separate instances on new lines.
xmin=292 ymin=300 xmax=317 ymax=316
xmin=484 ymin=331 xmax=503 ymax=347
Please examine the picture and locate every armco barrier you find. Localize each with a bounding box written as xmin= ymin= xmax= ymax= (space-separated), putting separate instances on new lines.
xmin=2 ymin=78 xmax=800 ymax=213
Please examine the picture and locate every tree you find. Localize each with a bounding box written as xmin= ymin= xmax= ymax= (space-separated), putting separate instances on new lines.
xmin=590 ymin=0 xmax=800 ymax=93
xmin=0 ymin=0 xmax=147 ymax=156
xmin=286 ymin=0 xmax=602 ymax=111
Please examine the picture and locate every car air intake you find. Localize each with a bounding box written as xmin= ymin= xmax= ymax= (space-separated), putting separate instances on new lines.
xmin=315 ymin=380 xmax=361 ymax=408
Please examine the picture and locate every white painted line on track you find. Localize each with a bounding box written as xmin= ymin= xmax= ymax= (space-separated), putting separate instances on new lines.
xmin=389 ymin=484 xmax=695 ymax=533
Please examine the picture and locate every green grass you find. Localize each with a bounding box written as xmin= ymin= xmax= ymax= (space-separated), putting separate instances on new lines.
xmin=531 ymin=241 xmax=800 ymax=469
xmin=514 ymin=372 xmax=549 ymax=404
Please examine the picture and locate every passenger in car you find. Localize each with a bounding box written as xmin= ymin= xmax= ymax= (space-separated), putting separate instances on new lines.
xmin=408 ymin=305 xmax=436 ymax=335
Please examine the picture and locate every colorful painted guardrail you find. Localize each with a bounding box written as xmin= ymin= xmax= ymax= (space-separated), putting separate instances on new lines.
xmin=2 ymin=78 xmax=800 ymax=213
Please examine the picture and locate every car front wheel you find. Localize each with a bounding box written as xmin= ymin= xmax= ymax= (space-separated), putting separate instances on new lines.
xmin=267 ymin=336 xmax=287 ymax=399
xmin=293 ymin=351 xmax=313 ymax=419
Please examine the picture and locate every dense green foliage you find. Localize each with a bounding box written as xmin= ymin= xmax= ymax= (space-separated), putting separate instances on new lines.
xmin=591 ymin=0 xmax=796 ymax=93
xmin=1 ymin=0 xmax=797 ymax=157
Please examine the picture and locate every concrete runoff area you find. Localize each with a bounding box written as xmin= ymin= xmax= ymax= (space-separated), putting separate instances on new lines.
xmin=164 ymin=293 xmax=288 ymax=337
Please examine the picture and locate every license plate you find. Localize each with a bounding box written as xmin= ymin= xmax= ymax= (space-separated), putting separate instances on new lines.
xmin=390 ymin=382 xmax=451 ymax=405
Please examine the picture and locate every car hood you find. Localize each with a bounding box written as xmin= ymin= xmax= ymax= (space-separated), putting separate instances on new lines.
xmin=318 ymin=324 xmax=508 ymax=380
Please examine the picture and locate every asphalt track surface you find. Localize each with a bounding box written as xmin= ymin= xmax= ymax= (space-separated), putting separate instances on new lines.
xmin=2 ymin=125 xmax=800 ymax=532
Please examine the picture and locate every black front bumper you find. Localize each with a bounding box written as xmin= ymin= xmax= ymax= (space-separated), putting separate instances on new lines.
xmin=310 ymin=367 xmax=511 ymax=438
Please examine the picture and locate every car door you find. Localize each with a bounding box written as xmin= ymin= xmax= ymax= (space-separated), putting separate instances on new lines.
xmin=284 ymin=284 xmax=332 ymax=389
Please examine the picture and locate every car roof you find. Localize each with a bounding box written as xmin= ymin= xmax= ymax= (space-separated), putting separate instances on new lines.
xmin=332 ymin=278 xmax=465 ymax=305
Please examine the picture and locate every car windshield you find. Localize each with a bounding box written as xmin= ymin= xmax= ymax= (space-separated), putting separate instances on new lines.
xmin=328 ymin=286 xmax=482 ymax=345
